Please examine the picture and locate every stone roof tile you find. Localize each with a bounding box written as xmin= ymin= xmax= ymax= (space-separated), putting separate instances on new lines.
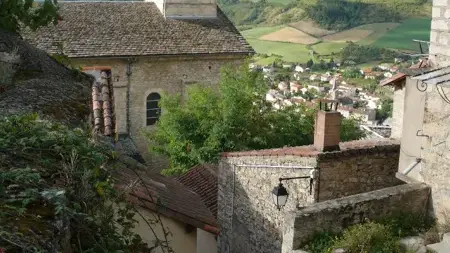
xmin=23 ymin=2 xmax=254 ymax=58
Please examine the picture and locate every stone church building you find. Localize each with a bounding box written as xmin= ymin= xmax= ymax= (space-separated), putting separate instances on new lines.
xmin=24 ymin=0 xmax=254 ymax=169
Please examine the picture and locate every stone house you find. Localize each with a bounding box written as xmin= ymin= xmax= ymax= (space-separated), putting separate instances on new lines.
xmin=23 ymin=1 xmax=253 ymax=170
xmin=218 ymin=102 xmax=403 ymax=253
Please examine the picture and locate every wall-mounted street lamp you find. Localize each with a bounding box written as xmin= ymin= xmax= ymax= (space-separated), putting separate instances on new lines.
xmin=272 ymin=169 xmax=318 ymax=210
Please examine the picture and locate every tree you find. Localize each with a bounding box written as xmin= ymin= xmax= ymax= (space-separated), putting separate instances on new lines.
xmin=306 ymin=59 xmax=314 ymax=68
xmin=376 ymin=98 xmax=393 ymax=124
xmin=328 ymin=58 xmax=336 ymax=68
xmin=0 ymin=0 xmax=59 ymax=33
xmin=147 ymin=65 xmax=366 ymax=175
xmin=0 ymin=114 xmax=171 ymax=252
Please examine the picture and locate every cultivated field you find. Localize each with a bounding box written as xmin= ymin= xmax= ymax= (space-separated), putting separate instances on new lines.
xmin=242 ymin=18 xmax=430 ymax=64
xmin=322 ymin=29 xmax=373 ymax=43
xmin=289 ymin=20 xmax=336 ymax=37
xmin=373 ymin=18 xmax=431 ymax=51
xmin=241 ymin=25 xmax=286 ymax=39
xmin=259 ymin=27 xmax=319 ymax=44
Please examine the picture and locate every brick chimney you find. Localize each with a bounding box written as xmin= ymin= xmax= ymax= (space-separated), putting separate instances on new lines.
xmin=314 ymin=100 xmax=342 ymax=152
xmin=430 ymin=0 xmax=450 ymax=66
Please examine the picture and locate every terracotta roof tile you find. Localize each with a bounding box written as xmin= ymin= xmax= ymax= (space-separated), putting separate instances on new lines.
xmin=113 ymin=167 xmax=218 ymax=233
xmin=221 ymin=139 xmax=399 ymax=158
xmin=22 ymin=2 xmax=254 ymax=58
xmin=176 ymin=164 xmax=218 ymax=218
xmin=380 ymin=72 xmax=406 ymax=86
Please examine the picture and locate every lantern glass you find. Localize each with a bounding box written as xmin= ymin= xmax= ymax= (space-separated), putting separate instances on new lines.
xmin=272 ymin=183 xmax=289 ymax=210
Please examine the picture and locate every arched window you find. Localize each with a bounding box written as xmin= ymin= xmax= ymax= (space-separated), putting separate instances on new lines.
xmin=146 ymin=93 xmax=161 ymax=126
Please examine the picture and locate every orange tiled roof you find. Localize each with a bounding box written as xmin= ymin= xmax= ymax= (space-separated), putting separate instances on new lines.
xmin=176 ymin=164 xmax=218 ymax=219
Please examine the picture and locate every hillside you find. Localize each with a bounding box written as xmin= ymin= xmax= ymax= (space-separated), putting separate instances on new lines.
xmin=225 ymin=0 xmax=432 ymax=64
xmin=220 ymin=0 xmax=431 ymax=29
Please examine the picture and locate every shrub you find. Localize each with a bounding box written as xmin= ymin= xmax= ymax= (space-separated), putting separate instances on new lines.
xmin=330 ymin=222 xmax=402 ymax=253
xmin=377 ymin=212 xmax=435 ymax=238
xmin=303 ymin=232 xmax=335 ymax=253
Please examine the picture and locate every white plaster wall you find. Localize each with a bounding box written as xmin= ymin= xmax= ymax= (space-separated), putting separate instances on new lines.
xmin=133 ymin=207 xmax=197 ymax=253
xmin=197 ymin=228 xmax=217 ymax=253
xmin=398 ymin=78 xmax=426 ymax=177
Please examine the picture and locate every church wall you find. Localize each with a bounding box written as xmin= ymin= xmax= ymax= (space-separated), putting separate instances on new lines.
xmin=72 ymin=55 xmax=246 ymax=171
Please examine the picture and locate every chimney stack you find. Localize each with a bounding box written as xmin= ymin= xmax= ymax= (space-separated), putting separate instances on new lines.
xmin=314 ymin=99 xmax=342 ymax=152
xmin=150 ymin=0 xmax=217 ymax=19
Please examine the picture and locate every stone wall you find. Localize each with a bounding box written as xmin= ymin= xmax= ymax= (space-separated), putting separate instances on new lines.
xmin=218 ymin=145 xmax=402 ymax=253
xmin=420 ymin=85 xmax=450 ymax=220
xmin=318 ymin=147 xmax=402 ymax=201
xmin=430 ymin=0 xmax=450 ymax=67
xmin=218 ymin=156 xmax=318 ymax=253
xmin=281 ymin=183 xmax=431 ymax=252
xmin=72 ymin=55 xmax=246 ymax=171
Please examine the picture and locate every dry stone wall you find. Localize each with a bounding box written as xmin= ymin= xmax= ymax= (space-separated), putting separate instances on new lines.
xmin=281 ymin=182 xmax=430 ymax=252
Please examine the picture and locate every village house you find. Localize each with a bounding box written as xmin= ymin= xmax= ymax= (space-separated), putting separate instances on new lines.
xmin=378 ymin=63 xmax=392 ymax=71
xmin=320 ymin=74 xmax=331 ymax=82
xmin=364 ymin=72 xmax=383 ymax=80
xmin=309 ymin=74 xmax=317 ymax=81
xmin=289 ymin=81 xmax=302 ymax=93
xmin=23 ymin=0 xmax=254 ymax=170
xmin=263 ymin=65 xmax=274 ymax=73
xmin=278 ymin=81 xmax=289 ymax=91
xmin=294 ymin=65 xmax=308 ymax=73
xmin=114 ymin=162 xmax=219 ymax=253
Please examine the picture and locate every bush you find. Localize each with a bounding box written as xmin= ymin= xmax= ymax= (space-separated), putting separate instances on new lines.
xmin=330 ymin=222 xmax=402 ymax=253
xmin=377 ymin=212 xmax=435 ymax=238
xmin=303 ymin=232 xmax=335 ymax=253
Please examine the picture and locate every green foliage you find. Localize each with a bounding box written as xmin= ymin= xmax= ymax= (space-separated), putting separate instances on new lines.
xmin=376 ymin=97 xmax=393 ymax=124
xmin=341 ymin=42 xmax=400 ymax=64
xmin=330 ymin=222 xmax=402 ymax=253
xmin=303 ymin=213 xmax=434 ymax=253
xmin=377 ymin=212 xmax=435 ymax=238
xmin=307 ymin=59 xmax=314 ymax=68
xmin=0 ymin=0 xmax=59 ymax=33
xmin=304 ymin=0 xmax=401 ymax=31
xmin=147 ymin=64 xmax=366 ymax=175
xmin=342 ymin=67 xmax=363 ymax=79
xmin=0 ymin=114 xmax=154 ymax=252
xmin=303 ymin=232 xmax=335 ymax=253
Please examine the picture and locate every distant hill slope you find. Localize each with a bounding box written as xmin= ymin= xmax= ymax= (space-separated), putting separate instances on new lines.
xmin=220 ymin=0 xmax=431 ymax=30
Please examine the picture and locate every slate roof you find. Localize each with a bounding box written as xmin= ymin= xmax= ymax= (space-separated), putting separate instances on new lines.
xmin=176 ymin=164 xmax=218 ymax=218
xmin=22 ymin=2 xmax=254 ymax=58
xmin=114 ymin=166 xmax=219 ymax=234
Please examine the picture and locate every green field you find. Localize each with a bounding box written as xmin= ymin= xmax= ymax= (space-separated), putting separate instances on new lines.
xmin=243 ymin=18 xmax=431 ymax=64
xmin=373 ymin=18 xmax=431 ymax=51
xmin=241 ymin=25 xmax=286 ymax=39
xmin=247 ymin=39 xmax=310 ymax=63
